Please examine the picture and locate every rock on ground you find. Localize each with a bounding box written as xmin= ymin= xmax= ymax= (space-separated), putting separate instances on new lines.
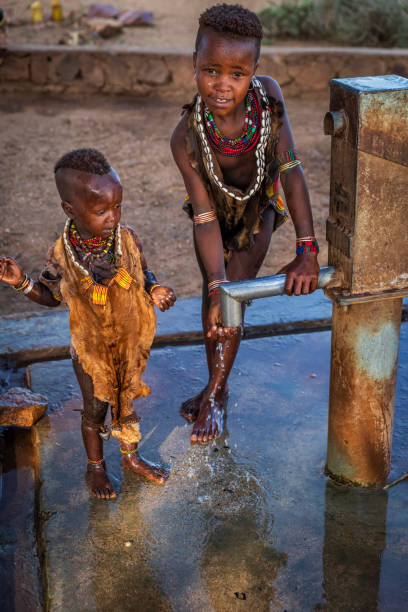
xmin=85 ymin=18 xmax=122 ymax=39
xmin=0 ymin=386 xmax=48 ymax=426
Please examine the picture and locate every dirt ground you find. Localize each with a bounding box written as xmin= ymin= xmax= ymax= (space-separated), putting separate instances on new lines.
xmin=0 ymin=92 xmax=330 ymax=316
xmin=4 ymin=0 xmax=278 ymax=49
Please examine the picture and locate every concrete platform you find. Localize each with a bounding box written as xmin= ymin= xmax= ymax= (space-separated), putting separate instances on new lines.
xmin=1 ymin=295 xmax=408 ymax=610
xmin=20 ymin=329 xmax=408 ymax=608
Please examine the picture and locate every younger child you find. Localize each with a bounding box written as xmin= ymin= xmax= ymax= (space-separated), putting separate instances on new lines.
xmin=171 ymin=4 xmax=319 ymax=443
xmin=0 ymin=148 xmax=176 ymax=499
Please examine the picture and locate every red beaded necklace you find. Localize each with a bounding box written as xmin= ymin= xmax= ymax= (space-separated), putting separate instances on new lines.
xmin=69 ymin=222 xmax=115 ymax=262
xmin=203 ymin=88 xmax=261 ymax=157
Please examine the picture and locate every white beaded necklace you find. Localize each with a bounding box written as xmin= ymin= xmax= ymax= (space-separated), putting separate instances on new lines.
xmin=63 ymin=219 xmax=122 ymax=277
xmin=194 ymin=76 xmax=271 ymax=202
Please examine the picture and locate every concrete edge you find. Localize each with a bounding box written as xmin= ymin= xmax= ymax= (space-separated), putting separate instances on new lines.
xmin=3 ymin=309 xmax=408 ymax=367
xmin=0 ymin=320 xmax=330 ymax=366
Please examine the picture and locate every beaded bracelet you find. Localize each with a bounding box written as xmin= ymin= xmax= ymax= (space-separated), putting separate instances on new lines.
xmin=296 ymin=238 xmax=319 ymax=255
xmin=208 ymin=279 xmax=225 ymax=291
xmin=208 ymin=279 xmax=229 ymax=298
xmin=208 ymin=288 xmax=220 ymax=298
xmin=149 ymin=283 xmax=161 ymax=296
xmin=13 ymin=274 xmax=34 ymax=294
xmin=276 ymin=148 xmax=302 ymax=173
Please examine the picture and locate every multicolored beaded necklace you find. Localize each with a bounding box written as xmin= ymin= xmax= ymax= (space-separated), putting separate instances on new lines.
xmin=203 ymin=88 xmax=260 ymax=157
xmin=63 ymin=220 xmax=134 ymax=308
xmin=69 ymin=222 xmax=115 ymax=263
xmin=194 ymin=77 xmax=272 ymax=202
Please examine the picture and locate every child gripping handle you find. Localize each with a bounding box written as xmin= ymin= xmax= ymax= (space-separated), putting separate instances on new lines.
xmin=171 ymin=3 xmax=319 ymax=443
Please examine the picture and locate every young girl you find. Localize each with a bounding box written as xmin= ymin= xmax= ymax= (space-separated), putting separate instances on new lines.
xmin=0 ymin=148 xmax=176 ymax=499
xmin=171 ymin=4 xmax=319 ymax=443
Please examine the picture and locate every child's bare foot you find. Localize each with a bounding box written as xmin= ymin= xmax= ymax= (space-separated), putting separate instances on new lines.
xmin=122 ymin=449 xmax=168 ymax=485
xmin=190 ymin=389 xmax=226 ymax=443
xmin=180 ymin=387 xmax=207 ymax=422
xmin=85 ymin=462 xmax=117 ymax=500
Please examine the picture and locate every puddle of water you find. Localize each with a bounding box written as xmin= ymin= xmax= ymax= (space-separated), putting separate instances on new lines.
xmin=5 ymin=328 xmax=408 ymax=610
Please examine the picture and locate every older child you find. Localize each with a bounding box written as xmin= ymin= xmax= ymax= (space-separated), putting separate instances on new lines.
xmin=0 ymin=148 xmax=176 ymax=499
xmin=171 ymin=4 xmax=319 ymax=443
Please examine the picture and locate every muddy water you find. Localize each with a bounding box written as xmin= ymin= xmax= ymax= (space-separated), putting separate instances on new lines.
xmin=5 ymin=328 xmax=408 ymax=610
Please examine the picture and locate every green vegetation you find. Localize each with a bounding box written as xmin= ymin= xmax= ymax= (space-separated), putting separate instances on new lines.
xmin=258 ymin=0 xmax=408 ymax=47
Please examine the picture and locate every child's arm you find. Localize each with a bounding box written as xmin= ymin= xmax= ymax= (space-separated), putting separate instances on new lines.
xmin=0 ymin=257 xmax=61 ymax=307
xmin=259 ymin=76 xmax=320 ymax=296
xmin=125 ymin=226 xmax=176 ymax=312
xmin=171 ymin=116 xmax=231 ymax=337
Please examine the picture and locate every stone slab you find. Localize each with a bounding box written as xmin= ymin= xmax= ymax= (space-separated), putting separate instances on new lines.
xmin=27 ymin=322 xmax=408 ymax=611
xmin=0 ymin=387 xmax=48 ymax=427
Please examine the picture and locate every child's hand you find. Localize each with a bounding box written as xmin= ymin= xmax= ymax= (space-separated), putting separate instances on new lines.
xmin=0 ymin=257 xmax=24 ymax=287
xmin=150 ymin=285 xmax=176 ymax=311
xmin=277 ymin=253 xmax=319 ymax=296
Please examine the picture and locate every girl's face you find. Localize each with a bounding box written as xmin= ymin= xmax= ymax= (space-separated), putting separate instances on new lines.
xmin=62 ymin=169 xmax=123 ymax=239
xmin=194 ymin=30 xmax=258 ymax=117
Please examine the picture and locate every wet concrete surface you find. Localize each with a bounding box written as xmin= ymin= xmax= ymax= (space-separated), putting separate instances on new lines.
xmin=1 ymin=322 xmax=405 ymax=611
xmin=0 ymin=427 xmax=43 ymax=611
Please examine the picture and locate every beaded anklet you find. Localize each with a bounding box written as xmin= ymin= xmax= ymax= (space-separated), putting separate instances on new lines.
xmin=87 ymin=457 xmax=105 ymax=465
xmin=13 ymin=274 xmax=34 ymax=294
xmin=120 ymin=447 xmax=138 ymax=455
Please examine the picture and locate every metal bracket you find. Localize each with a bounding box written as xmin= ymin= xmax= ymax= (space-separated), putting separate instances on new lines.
xmin=325 ymin=286 xmax=408 ymax=307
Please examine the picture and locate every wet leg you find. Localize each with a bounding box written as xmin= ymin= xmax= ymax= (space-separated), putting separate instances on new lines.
xmin=180 ymin=283 xmax=217 ymax=422
xmin=72 ymin=359 xmax=117 ymax=500
xmin=191 ymin=328 xmax=241 ymax=442
xmin=191 ymin=207 xmax=277 ymax=442
xmin=121 ymin=443 xmax=168 ymax=485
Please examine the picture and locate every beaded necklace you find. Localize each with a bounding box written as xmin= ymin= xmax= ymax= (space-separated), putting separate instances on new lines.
xmin=63 ymin=220 xmax=134 ymax=308
xmin=69 ymin=222 xmax=115 ymax=263
xmin=194 ymin=77 xmax=272 ymax=203
xmin=203 ymin=88 xmax=260 ymax=157
xmin=63 ymin=219 xmax=122 ymax=278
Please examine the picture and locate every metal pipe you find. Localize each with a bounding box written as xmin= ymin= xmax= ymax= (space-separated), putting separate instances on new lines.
xmin=326 ymin=298 xmax=402 ymax=486
xmin=220 ymin=266 xmax=336 ymax=327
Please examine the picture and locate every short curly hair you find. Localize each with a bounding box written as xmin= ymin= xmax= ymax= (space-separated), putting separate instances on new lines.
xmin=54 ymin=148 xmax=110 ymax=175
xmin=196 ymin=4 xmax=263 ymax=62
